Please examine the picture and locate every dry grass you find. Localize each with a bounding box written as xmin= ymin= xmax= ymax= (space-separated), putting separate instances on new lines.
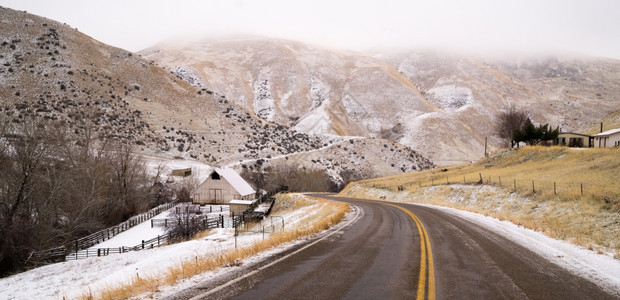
xmin=80 ymin=194 xmax=349 ymax=300
xmin=340 ymin=146 xmax=620 ymax=257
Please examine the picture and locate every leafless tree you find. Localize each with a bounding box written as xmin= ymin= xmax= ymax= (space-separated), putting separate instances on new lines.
xmin=496 ymin=104 xmax=530 ymax=148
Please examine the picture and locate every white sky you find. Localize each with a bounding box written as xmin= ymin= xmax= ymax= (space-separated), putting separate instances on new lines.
xmin=1 ymin=0 xmax=619 ymax=59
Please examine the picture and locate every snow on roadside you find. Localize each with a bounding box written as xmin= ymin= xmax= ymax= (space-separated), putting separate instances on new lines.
xmin=0 ymin=196 xmax=323 ymax=300
xmin=425 ymin=204 xmax=620 ymax=296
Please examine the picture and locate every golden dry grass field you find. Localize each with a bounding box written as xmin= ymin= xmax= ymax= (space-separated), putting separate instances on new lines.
xmin=339 ymin=146 xmax=620 ymax=257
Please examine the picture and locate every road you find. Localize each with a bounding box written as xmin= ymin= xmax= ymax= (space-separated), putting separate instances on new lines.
xmin=171 ymin=195 xmax=617 ymax=299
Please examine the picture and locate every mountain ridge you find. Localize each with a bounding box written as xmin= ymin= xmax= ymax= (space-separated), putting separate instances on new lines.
xmin=0 ymin=6 xmax=434 ymax=185
xmin=141 ymin=39 xmax=620 ymax=164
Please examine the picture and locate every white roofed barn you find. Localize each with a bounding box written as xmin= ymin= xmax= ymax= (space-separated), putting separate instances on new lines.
xmin=192 ymin=168 xmax=256 ymax=204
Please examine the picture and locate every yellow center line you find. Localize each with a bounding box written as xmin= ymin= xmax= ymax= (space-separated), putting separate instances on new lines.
xmin=385 ymin=203 xmax=436 ymax=300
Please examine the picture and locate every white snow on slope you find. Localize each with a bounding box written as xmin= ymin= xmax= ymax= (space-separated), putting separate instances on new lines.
xmin=426 ymin=85 xmax=472 ymax=110
xmin=292 ymin=77 xmax=332 ymax=134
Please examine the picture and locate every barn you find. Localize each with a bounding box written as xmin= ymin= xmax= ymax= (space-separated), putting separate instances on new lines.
xmin=593 ymin=128 xmax=620 ymax=148
xmin=192 ymin=168 xmax=256 ymax=205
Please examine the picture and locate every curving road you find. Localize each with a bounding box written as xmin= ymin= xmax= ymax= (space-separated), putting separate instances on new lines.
xmin=171 ymin=195 xmax=617 ymax=300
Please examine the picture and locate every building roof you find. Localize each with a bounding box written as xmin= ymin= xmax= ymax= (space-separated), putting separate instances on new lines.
xmin=594 ymin=128 xmax=620 ymax=137
xmin=212 ymin=168 xmax=256 ymax=196
xmin=558 ymin=132 xmax=591 ymax=137
xmin=229 ymin=199 xmax=255 ymax=205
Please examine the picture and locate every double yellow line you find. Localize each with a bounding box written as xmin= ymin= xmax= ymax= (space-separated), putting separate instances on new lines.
xmin=386 ymin=203 xmax=435 ymax=300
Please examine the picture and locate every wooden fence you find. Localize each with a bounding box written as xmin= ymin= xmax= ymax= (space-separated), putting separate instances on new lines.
xmin=66 ymin=215 xmax=224 ymax=260
xmin=27 ymin=201 xmax=178 ymax=266
xmin=68 ymin=201 xmax=178 ymax=252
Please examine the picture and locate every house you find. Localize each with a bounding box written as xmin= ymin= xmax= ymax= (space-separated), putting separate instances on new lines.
xmin=555 ymin=132 xmax=593 ymax=147
xmin=593 ymin=128 xmax=620 ymax=148
xmin=192 ymin=168 xmax=256 ymax=205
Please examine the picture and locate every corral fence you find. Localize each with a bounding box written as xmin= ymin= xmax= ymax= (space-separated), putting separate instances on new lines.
xmin=26 ymin=201 xmax=178 ymax=266
xmin=66 ymin=214 xmax=225 ymax=260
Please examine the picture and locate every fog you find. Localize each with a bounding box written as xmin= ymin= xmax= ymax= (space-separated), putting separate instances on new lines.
xmin=1 ymin=0 xmax=619 ymax=59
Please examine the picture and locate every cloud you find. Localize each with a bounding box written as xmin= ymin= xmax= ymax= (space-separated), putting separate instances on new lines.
xmin=2 ymin=0 xmax=619 ymax=58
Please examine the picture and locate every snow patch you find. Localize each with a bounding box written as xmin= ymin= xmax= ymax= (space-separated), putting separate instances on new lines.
xmin=253 ymin=77 xmax=275 ymax=121
xmin=426 ymin=85 xmax=472 ymax=109
xmin=170 ymin=66 xmax=207 ymax=89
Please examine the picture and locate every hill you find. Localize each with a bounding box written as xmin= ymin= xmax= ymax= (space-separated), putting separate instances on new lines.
xmin=339 ymin=146 xmax=620 ymax=257
xmin=0 ymin=7 xmax=433 ymax=184
xmin=141 ymin=38 xmax=620 ymax=165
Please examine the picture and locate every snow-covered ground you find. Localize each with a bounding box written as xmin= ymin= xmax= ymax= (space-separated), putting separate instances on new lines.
xmin=0 ymin=197 xmax=323 ymax=300
xmin=1 ymin=197 xmax=619 ymax=298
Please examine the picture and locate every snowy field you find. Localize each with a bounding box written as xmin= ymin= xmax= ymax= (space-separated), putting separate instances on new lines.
xmin=0 ymin=197 xmax=320 ymax=300
xmin=1 ymin=198 xmax=619 ymax=298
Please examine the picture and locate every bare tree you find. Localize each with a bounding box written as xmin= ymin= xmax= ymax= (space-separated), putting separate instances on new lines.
xmin=496 ymin=105 xmax=530 ymax=148
xmin=0 ymin=117 xmax=67 ymax=275
xmin=166 ymin=204 xmax=205 ymax=241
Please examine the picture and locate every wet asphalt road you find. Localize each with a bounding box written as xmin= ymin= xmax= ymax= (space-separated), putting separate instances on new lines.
xmin=172 ymin=195 xmax=617 ymax=300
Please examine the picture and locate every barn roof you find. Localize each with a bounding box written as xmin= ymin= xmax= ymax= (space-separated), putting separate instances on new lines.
xmin=213 ymin=168 xmax=256 ymax=196
xmin=594 ymin=128 xmax=620 ymax=137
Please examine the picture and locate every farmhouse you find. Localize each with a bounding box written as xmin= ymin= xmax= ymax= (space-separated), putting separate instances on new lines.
xmin=593 ymin=128 xmax=620 ymax=148
xmin=555 ymin=132 xmax=593 ymax=147
xmin=192 ymin=168 xmax=256 ymax=205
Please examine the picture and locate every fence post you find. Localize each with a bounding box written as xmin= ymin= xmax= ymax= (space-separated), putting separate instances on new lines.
xmin=554 ymin=182 xmax=557 ymax=196
xmin=165 ymin=219 xmax=168 ymax=227
xmin=514 ymin=179 xmax=516 ymax=191
xmin=151 ymin=219 xmax=153 ymax=228
xmin=142 ymin=240 xmax=145 ymax=249
xmin=532 ymin=180 xmax=536 ymax=193
xmin=581 ymin=182 xmax=583 ymax=196
xmin=499 ymin=176 xmax=502 ymax=187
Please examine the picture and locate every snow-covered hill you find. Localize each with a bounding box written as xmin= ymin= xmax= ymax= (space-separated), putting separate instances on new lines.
xmin=0 ymin=7 xmax=433 ymax=183
xmin=141 ymin=39 xmax=620 ymax=165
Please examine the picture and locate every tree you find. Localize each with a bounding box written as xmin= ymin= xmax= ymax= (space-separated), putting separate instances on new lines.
xmin=496 ymin=105 xmax=530 ymax=148
xmin=0 ymin=117 xmax=67 ymax=275
xmin=514 ymin=119 xmax=559 ymax=146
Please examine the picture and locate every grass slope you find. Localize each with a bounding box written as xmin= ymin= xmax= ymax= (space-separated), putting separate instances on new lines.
xmin=339 ymin=146 xmax=620 ymax=257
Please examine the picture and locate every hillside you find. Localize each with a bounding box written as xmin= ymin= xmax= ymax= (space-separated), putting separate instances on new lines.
xmin=339 ymin=146 xmax=620 ymax=256
xmin=141 ymin=38 xmax=620 ymax=165
xmin=0 ymin=7 xmax=433 ymax=183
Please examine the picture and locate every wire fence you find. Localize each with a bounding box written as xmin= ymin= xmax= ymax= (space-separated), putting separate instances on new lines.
xmin=369 ymin=172 xmax=618 ymax=203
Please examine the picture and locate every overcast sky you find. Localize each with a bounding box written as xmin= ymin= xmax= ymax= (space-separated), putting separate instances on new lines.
xmin=1 ymin=0 xmax=619 ymax=59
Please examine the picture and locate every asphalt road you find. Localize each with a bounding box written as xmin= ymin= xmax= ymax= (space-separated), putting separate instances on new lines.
xmin=173 ymin=195 xmax=617 ymax=300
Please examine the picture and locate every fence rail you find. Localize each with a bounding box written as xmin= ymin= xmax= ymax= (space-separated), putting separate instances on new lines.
xmin=69 ymin=201 xmax=178 ymax=252
xmin=27 ymin=201 xmax=178 ymax=266
xmin=65 ymin=215 xmax=224 ymax=260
